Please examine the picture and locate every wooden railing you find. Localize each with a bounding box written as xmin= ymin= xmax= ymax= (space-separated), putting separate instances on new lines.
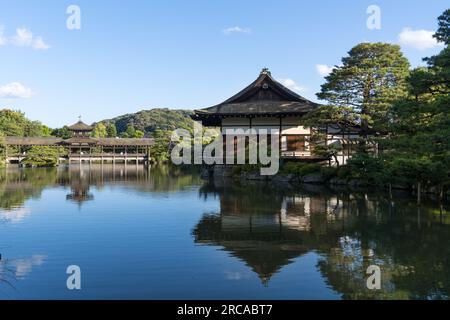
xmin=281 ymin=151 xmax=312 ymax=158
xmin=68 ymin=153 xmax=148 ymax=157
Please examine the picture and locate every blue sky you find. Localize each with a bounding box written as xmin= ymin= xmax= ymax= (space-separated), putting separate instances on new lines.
xmin=0 ymin=0 xmax=447 ymax=128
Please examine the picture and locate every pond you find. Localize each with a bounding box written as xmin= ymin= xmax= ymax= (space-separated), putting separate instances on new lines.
xmin=0 ymin=165 xmax=449 ymax=299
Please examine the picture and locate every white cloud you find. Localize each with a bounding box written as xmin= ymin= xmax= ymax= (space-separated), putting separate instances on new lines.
xmin=0 ymin=82 xmax=34 ymax=98
xmin=32 ymin=36 xmax=50 ymax=50
xmin=398 ymin=28 xmax=443 ymax=50
xmin=9 ymin=27 xmax=50 ymax=50
xmin=10 ymin=254 xmax=46 ymax=278
xmin=316 ymin=64 xmax=334 ymax=77
xmin=0 ymin=207 xmax=31 ymax=223
xmin=11 ymin=27 xmax=33 ymax=46
xmin=225 ymin=271 xmax=251 ymax=280
xmin=223 ymin=26 xmax=251 ymax=35
xmin=277 ymin=78 xmax=307 ymax=93
xmin=0 ymin=25 xmax=6 ymax=46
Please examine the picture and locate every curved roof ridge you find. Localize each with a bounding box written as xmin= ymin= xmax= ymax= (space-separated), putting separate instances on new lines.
xmin=68 ymin=120 xmax=93 ymax=131
xmin=219 ymin=68 xmax=311 ymax=105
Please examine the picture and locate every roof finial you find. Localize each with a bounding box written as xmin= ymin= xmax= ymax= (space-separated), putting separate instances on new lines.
xmin=78 ymin=115 xmax=82 ymax=121
xmin=261 ymin=67 xmax=271 ymax=75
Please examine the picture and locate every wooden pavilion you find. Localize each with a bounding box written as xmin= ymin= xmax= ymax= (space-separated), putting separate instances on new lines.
xmin=192 ymin=68 xmax=362 ymax=165
xmin=4 ymin=119 xmax=154 ymax=165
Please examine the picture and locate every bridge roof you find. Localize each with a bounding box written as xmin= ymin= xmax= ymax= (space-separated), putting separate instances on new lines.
xmin=4 ymin=136 xmax=154 ymax=146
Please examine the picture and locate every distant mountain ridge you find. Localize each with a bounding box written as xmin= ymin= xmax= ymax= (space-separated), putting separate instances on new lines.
xmin=100 ymin=108 xmax=195 ymax=135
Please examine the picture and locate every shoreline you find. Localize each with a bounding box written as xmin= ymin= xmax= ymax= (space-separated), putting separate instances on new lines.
xmin=201 ymin=165 xmax=450 ymax=200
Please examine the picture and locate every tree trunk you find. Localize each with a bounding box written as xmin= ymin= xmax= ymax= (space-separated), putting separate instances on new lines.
xmin=333 ymin=155 xmax=340 ymax=167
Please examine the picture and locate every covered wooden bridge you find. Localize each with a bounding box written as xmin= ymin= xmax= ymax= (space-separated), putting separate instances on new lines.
xmin=4 ymin=120 xmax=154 ymax=165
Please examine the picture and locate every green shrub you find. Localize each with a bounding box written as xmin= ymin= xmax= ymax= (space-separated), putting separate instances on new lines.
xmin=347 ymin=153 xmax=383 ymax=183
xmin=231 ymin=166 xmax=243 ymax=175
xmin=231 ymin=164 xmax=263 ymax=176
xmin=280 ymin=162 xmax=321 ymax=176
xmin=298 ymin=163 xmax=322 ymax=176
xmin=242 ymin=164 xmax=262 ymax=173
xmin=280 ymin=162 xmax=299 ymax=174
xmin=321 ymin=166 xmax=338 ymax=180
xmin=336 ymin=166 xmax=352 ymax=180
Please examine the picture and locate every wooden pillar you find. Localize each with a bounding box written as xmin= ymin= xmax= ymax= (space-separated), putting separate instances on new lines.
xmin=279 ymin=116 xmax=282 ymax=159
xmin=124 ymin=146 xmax=128 ymax=175
xmin=4 ymin=144 xmax=8 ymax=165
xmin=149 ymin=144 xmax=152 ymax=171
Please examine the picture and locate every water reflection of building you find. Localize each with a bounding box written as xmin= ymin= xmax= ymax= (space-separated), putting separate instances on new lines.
xmin=197 ymin=180 xmax=450 ymax=297
xmin=66 ymin=180 xmax=94 ymax=205
xmin=280 ymin=195 xmax=344 ymax=232
xmin=194 ymin=181 xmax=353 ymax=285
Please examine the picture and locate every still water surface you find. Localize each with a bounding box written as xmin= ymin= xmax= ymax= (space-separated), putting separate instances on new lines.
xmin=0 ymin=165 xmax=449 ymax=299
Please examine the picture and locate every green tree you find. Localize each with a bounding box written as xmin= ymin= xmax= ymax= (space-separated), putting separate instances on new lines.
xmin=134 ymin=130 xmax=145 ymax=138
xmin=104 ymin=108 xmax=194 ymax=134
xmin=92 ymin=122 xmax=108 ymax=138
xmin=120 ymin=125 xmax=136 ymax=138
xmin=41 ymin=125 xmax=53 ymax=136
xmin=151 ymin=129 xmax=171 ymax=162
xmin=308 ymin=133 xmax=343 ymax=166
xmin=0 ymin=109 xmax=49 ymax=137
xmin=0 ymin=109 xmax=29 ymax=136
xmin=21 ymin=146 xmax=59 ymax=167
xmin=126 ymin=125 xmax=136 ymax=137
xmin=385 ymin=10 xmax=450 ymax=197
xmin=106 ymin=123 xmax=117 ymax=137
xmin=317 ymin=43 xmax=410 ymax=133
xmin=434 ymin=9 xmax=450 ymax=45
xmin=51 ymin=126 xmax=72 ymax=139
xmin=25 ymin=121 xmax=47 ymax=137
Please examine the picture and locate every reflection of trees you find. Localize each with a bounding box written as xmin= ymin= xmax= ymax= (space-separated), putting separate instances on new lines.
xmin=0 ymin=256 xmax=16 ymax=290
xmin=0 ymin=254 xmax=46 ymax=290
xmin=0 ymin=168 xmax=58 ymax=211
xmin=196 ymin=179 xmax=450 ymax=298
xmin=0 ymin=164 xmax=202 ymax=211
xmin=318 ymin=200 xmax=450 ymax=299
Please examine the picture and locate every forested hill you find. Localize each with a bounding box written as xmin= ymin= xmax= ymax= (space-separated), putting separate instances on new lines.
xmin=101 ymin=108 xmax=195 ymax=135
